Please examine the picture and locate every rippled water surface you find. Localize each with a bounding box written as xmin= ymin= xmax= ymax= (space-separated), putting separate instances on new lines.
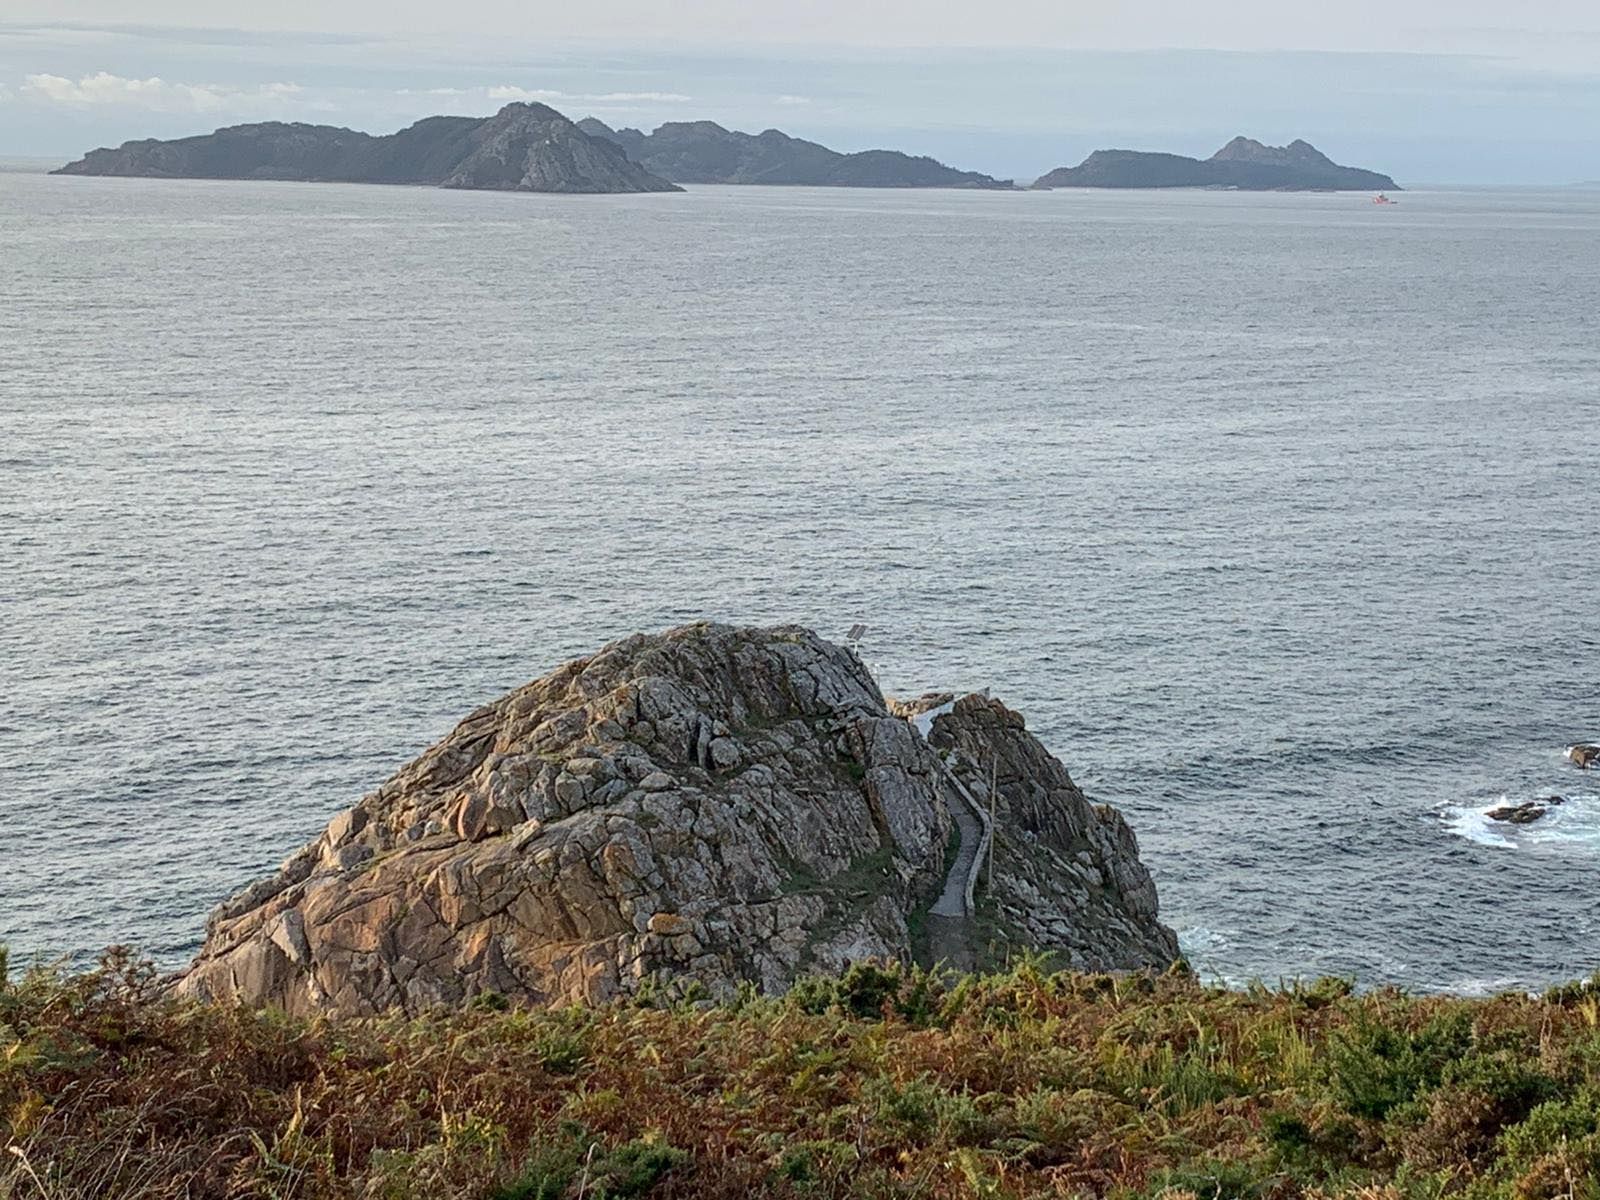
xmin=2 ymin=173 xmax=1597 ymax=990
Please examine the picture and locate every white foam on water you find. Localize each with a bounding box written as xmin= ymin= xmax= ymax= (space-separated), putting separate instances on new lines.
xmin=1517 ymin=794 xmax=1600 ymax=849
xmin=1436 ymin=975 xmax=1540 ymax=999
xmin=1440 ymin=798 xmax=1519 ymax=849
xmin=1439 ymin=791 xmax=1600 ymax=852
xmin=1178 ymin=924 xmax=1232 ymax=955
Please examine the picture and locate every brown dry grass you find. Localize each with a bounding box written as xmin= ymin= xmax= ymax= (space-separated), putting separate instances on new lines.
xmin=6 ymin=950 xmax=1600 ymax=1199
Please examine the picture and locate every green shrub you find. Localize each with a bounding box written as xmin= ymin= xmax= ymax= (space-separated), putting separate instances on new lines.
xmin=1262 ymin=1110 xmax=1314 ymax=1158
xmin=1441 ymin=1049 xmax=1557 ymax=1122
xmin=786 ymin=974 xmax=841 ymax=1016
xmin=867 ymin=1074 xmax=939 ymax=1139
xmin=588 ymin=1136 xmax=689 ymax=1198
xmin=786 ymin=962 xmax=906 ymax=1020
xmin=772 ymin=1139 xmax=856 ymax=1186
xmin=1500 ymin=1091 xmax=1600 ymax=1165
xmin=1294 ymin=976 xmax=1355 ymax=1010
xmin=494 ymin=1130 xmax=686 ymax=1200
xmin=1325 ymin=1008 xmax=1473 ymax=1118
xmin=1152 ymin=1157 xmax=1273 ymax=1200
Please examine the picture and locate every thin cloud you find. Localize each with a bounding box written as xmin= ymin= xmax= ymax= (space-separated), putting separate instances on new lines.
xmin=485 ymin=85 xmax=562 ymax=102
xmin=21 ymin=71 xmax=302 ymax=113
xmin=776 ymin=94 xmax=812 ymax=105
xmin=484 ymin=85 xmax=690 ymax=104
xmin=0 ymin=24 xmax=123 ymax=45
xmin=0 ymin=21 xmax=384 ymax=49
xmin=590 ymin=91 xmax=691 ymax=102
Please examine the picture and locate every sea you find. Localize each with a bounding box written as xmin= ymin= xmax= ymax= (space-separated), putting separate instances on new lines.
xmin=1 ymin=169 xmax=1597 ymax=993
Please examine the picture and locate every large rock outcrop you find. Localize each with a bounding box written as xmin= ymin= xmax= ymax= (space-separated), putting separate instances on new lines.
xmin=175 ymin=624 xmax=1175 ymax=1015
xmin=54 ymin=103 xmax=681 ymax=195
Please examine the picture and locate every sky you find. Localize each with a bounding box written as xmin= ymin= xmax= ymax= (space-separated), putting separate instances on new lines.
xmin=3 ymin=2 xmax=1599 ymax=184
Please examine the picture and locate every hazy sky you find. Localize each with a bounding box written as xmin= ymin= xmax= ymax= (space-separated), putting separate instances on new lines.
xmin=4 ymin=3 xmax=1599 ymax=183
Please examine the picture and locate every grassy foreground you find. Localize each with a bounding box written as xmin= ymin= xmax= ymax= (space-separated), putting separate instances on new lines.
xmin=6 ymin=949 xmax=1600 ymax=1199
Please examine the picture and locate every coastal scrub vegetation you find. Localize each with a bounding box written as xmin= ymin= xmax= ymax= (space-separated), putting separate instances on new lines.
xmin=7 ymin=948 xmax=1600 ymax=1199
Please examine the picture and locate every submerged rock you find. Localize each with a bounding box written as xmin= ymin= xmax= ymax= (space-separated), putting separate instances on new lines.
xmin=1487 ymin=802 xmax=1549 ymax=825
xmin=174 ymin=623 xmax=1175 ymax=1015
xmin=1486 ymin=795 xmax=1568 ymax=825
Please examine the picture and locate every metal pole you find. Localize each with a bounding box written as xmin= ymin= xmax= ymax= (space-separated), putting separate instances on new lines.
xmin=986 ymin=756 xmax=997 ymax=889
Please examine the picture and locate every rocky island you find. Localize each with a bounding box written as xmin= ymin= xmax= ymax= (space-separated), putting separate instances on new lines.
xmin=1034 ymin=135 xmax=1399 ymax=191
xmin=577 ymin=118 xmax=1014 ymax=189
xmin=53 ymin=102 xmax=681 ymax=194
xmin=175 ymin=622 xmax=1174 ymax=1015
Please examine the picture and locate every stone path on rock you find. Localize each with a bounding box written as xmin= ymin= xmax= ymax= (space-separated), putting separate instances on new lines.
xmin=909 ymin=702 xmax=988 ymax=920
xmin=931 ymin=774 xmax=984 ymax=917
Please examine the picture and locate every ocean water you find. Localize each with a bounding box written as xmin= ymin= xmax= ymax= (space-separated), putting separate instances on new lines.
xmin=1 ymin=171 xmax=1597 ymax=992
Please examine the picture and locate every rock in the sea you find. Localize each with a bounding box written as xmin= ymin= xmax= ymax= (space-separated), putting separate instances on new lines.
xmin=174 ymin=623 xmax=1175 ymax=1014
xmin=1487 ymin=802 xmax=1549 ymax=825
xmin=1569 ymin=744 xmax=1599 ymax=770
xmin=1486 ymin=794 xmax=1568 ymax=825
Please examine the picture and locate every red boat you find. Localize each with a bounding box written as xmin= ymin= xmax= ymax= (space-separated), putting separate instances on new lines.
xmin=1373 ymin=193 xmax=1397 ymax=205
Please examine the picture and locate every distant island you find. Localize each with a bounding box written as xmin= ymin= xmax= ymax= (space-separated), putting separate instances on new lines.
xmin=55 ymin=111 xmax=1395 ymax=196
xmin=53 ymin=103 xmax=681 ymax=194
xmin=577 ymin=117 xmax=1013 ymax=189
xmin=1034 ymin=136 xmax=1399 ymax=191
xmin=54 ymin=103 xmax=1014 ymax=194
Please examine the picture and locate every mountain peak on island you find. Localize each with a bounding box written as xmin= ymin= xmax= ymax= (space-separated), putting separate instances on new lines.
xmin=54 ymin=103 xmax=681 ymax=194
xmin=1210 ymin=136 xmax=1336 ymax=167
xmin=491 ymin=100 xmax=563 ymax=119
xmin=1034 ymin=135 xmax=1397 ymax=192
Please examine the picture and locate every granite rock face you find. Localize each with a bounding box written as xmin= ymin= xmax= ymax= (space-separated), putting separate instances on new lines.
xmin=175 ymin=624 xmax=1175 ymax=1015
xmin=55 ymin=103 xmax=681 ymax=195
